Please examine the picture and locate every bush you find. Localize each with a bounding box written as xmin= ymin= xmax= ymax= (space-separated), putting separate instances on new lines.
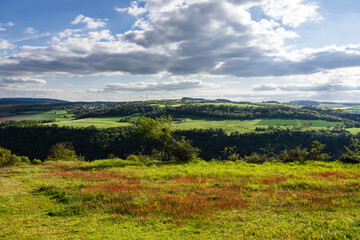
xmin=221 ymin=147 xmax=239 ymax=161
xmin=339 ymin=138 xmax=360 ymax=163
xmin=135 ymin=116 xmax=199 ymax=162
xmin=20 ymin=156 xmax=30 ymax=164
xmin=0 ymin=146 xmax=27 ymax=167
xmin=279 ymin=146 xmax=309 ymax=163
xmin=126 ymin=154 xmax=141 ymax=162
xmin=46 ymin=142 xmax=78 ymax=161
xmin=241 ymin=153 xmax=268 ymax=164
xmin=32 ymin=159 xmax=42 ymax=165
xmin=171 ymin=137 xmax=200 ymax=163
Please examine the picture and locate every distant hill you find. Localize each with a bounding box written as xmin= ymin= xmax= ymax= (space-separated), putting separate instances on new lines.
xmin=288 ymin=100 xmax=321 ymax=106
xmin=0 ymin=98 xmax=69 ymax=105
xmin=289 ymin=100 xmax=360 ymax=107
xmin=181 ymin=97 xmax=237 ymax=104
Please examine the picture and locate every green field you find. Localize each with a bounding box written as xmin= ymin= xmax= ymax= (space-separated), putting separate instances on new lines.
xmin=1 ymin=160 xmax=360 ymax=239
xmin=319 ymin=103 xmax=360 ymax=114
xmin=175 ymin=118 xmax=348 ymax=133
xmin=2 ymin=106 xmax=360 ymax=134
xmin=174 ymin=118 xmax=261 ymax=133
xmin=256 ymin=119 xmax=343 ymax=128
xmin=46 ymin=117 xmax=133 ymax=128
xmin=0 ymin=109 xmax=72 ymax=122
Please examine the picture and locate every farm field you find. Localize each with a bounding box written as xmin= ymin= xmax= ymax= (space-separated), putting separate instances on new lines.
xmin=175 ymin=118 xmax=348 ymax=133
xmin=1 ymin=160 xmax=360 ymax=239
xmin=2 ymin=103 xmax=360 ymax=134
xmin=3 ymin=108 xmax=358 ymax=133
xmin=319 ymin=103 xmax=360 ymax=114
xmin=45 ymin=117 xmax=133 ymax=128
xmin=48 ymin=116 xmax=351 ymax=133
xmin=0 ymin=109 xmax=72 ymax=122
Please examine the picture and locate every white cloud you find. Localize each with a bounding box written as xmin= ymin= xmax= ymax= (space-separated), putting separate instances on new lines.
xmin=71 ymin=14 xmax=107 ymax=29
xmin=88 ymin=30 xmax=115 ymax=41
xmin=262 ymin=0 xmax=323 ymax=27
xmin=102 ymin=79 xmax=206 ymax=92
xmin=23 ymin=27 xmax=37 ymax=34
xmin=0 ymin=77 xmax=46 ymax=87
xmin=1 ymin=0 xmax=360 ymax=89
xmin=0 ymin=21 xmax=15 ymax=31
xmin=0 ymin=39 xmax=14 ymax=50
xmin=115 ymin=1 xmax=147 ymax=17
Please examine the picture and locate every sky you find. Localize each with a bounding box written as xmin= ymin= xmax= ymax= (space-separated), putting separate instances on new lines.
xmin=1 ymin=0 xmax=360 ymax=102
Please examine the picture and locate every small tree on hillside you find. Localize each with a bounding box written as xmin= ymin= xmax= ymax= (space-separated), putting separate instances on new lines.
xmin=339 ymin=138 xmax=360 ymax=163
xmin=46 ymin=142 xmax=78 ymax=161
xmin=134 ymin=116 xmax=199 ymax=162
xmin=309 ymin=140 xmax=330 ymax=161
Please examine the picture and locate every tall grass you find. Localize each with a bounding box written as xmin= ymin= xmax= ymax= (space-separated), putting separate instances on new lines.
xmin=2 ymin=160 xmax=360 ymax=239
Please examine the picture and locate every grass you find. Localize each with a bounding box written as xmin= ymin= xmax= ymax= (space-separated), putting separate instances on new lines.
xmin=2 ymin=106 xmax=359 ymax=134
xmin=174 ymin=117 xmax=347 ymax=133
xmin=1 ymin=160 xmax=360 ymax=239
xmin=256 ymin=119 xmax=343 ymax=128
xmin=0 ymin=109 xmax=73 ymax=122
xmin=174 ymin=117 xmax=260 ymax=133
xmin=46 ymin=117 xmax=133 ymax=128
xmin=319 ymin=103 xmax=360 ymax=114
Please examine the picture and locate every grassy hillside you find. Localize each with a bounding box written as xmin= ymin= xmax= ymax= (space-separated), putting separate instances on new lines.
xmin=1 ymin=160 xmax=360 ymax=239
xmin=2 ymin=100 xmax=360 ymax=134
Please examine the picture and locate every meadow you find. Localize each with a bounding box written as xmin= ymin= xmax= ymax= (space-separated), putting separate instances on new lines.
xmin=0 ymin=109 xmax=72 ymax=122
xmin=319 ymin=103 xmax=360 ymax=114
xmin=1 ymin=160 xmax=360 ymax=239
xmin=2 ymin=108 xmax=354 ymax=134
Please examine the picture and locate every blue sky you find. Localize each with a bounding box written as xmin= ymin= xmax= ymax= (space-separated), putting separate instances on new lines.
xmin=1 ymin=0 xmax=360 ymax=102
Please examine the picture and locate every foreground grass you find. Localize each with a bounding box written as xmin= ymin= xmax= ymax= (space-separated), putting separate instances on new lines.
xmin=1 ymin=160 xmax=360 ymax=239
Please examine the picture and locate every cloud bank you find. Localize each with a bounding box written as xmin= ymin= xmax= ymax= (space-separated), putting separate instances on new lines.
xmin=99 ymin=79 xmax=206 ymax=92
xmin=0 ymin=77 xmax=46 ymax=88
xmin=0 ymin=0 xmax=346 ymax=78
xmin=0 ymin=0 xmax=360 ymax=102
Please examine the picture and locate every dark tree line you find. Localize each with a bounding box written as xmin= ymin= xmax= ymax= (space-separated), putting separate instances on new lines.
xmin=68 ymin=102 xmax=360 ymax=127
xmin=0 ymin=124 xmax=355 ymax=162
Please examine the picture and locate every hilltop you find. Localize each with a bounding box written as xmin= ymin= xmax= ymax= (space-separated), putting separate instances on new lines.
xmin=0 ymin=98 xmax=68 ymax=105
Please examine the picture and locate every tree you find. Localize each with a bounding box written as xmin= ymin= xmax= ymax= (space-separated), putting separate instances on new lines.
xmin=309 ymin=140 xmax=329 ymax=161
xmin=339 ymin=138 xmax=360 ymax=163
xmin=279 ymin=146 xmax=309 ymax=163
xmin=46 ymin=142 xmax=78 ymax=161
xmin=134 ymin=116 xmax=199 ymax=162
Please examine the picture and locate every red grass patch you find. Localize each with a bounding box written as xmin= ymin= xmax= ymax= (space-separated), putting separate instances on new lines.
xmin=85 ymin=181 xmax=141 ymax=195
xmin=313 ymin=171 xmax=349 ymax=181
xmin=52 ymin=169 xmax=137 ymax=182
xmin=261 ymin=175 xmax=288 ymax=184
xmin=167 ymin=176 xmax=210 ymax=184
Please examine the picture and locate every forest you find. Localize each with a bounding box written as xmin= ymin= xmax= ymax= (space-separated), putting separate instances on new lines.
xmin=0 ymin=99 xmax=360 ymax=163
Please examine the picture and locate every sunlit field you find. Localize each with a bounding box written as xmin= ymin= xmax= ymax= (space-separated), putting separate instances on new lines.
xmin=1 ymin=160 xmax=360 ymax=239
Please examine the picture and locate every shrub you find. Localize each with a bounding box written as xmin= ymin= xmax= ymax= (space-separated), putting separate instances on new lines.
xmin=221 ymin=146 xmax=239 ymax=161
xmin=0 ymin=146 xmax=26 ymax=167
xmin=32 ymin=159 xmax=42 ymax=165
xmin=135 ymin=116 xmax=199 ymax=162
xmin=241 ymin=153 xmax=268 ymax=164
xmin=171 ymin=137 xmax=200 ymax=163
xmin=126 ymin=154 xmax=140 ymax=162
xmin=46 ymin=142 xmax=78 ymax=161
xmin=20 ymin=156 xmax=30 ymax=164
xmin=107 ymin=153 xmax=117 ymax=159
xmin=279 ymin=146 xmax=309 ymax=163
xmin=339 ymin=138 xmax=360 ymax=163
